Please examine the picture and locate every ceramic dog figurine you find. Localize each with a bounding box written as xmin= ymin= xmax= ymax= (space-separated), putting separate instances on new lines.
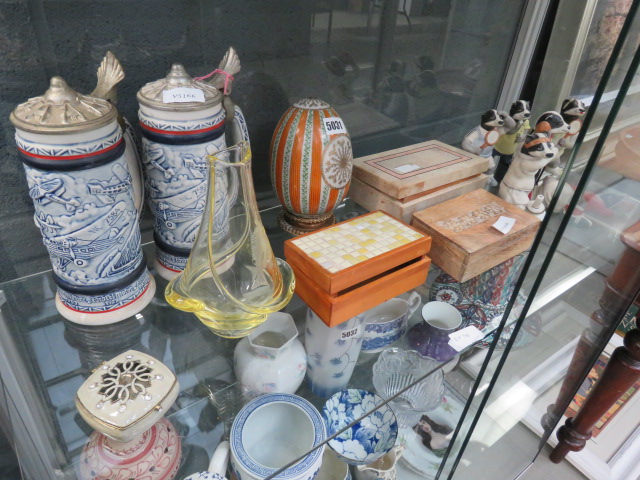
xmin=532 ymin=175 xmax=575 ymax=213
xmin=492 ymin=100 xmax=532 ymax=183
xmin=546 ymin=98 xmax=587 ymax=175
xmin=499 ymin=133 xmax=558 ymax=209
xmin=533 ymin=111 xmax=571 ymax=136
xmin=462 ymin=109 xmax=507 ymax=158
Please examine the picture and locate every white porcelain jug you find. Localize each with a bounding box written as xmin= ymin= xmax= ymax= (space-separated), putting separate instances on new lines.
xmin=184 ymin=441 xmax=230 ymax=480
xmin=353 ymin=445 xmax=404 ymax=480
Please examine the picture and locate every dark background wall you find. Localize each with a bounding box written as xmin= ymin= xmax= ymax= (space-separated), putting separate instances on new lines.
xmin=0 ymin=0 xmax=525 ymax=283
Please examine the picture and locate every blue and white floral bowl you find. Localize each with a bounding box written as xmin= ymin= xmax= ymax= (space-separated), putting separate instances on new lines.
xmin=322 ymin=389 xmax=398 ymax=466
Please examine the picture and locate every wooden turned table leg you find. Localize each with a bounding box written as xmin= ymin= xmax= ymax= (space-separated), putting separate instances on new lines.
xmin=542 ymin=222 xmax=640 ymax=432
xmin=550 ymin=327 xmax=640 ymax=463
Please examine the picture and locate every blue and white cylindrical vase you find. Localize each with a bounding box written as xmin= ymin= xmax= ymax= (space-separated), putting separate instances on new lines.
xmin=10 ymin=77 xmax=155 ymax=325
xmin=137 ymin=57 xmax=249 ymax=281
xmin=304 ymin=308 xmax=365 ymax=398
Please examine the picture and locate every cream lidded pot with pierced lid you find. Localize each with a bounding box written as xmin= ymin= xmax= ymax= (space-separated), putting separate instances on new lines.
xmin=136 ymin=47 xmax=250 ymax=280
xmin=9 ymin=56 xmax=154 ymax=326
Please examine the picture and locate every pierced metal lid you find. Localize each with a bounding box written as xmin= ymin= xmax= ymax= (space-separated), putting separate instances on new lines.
xmin=10 ymin=76 xmax=117 ymax=134
xmin=137 ymin=63 xmax=223 ymax=111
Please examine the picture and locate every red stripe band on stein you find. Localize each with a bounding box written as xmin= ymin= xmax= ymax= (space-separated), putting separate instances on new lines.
xmin=18 ymin=138 xmax=124 ymax=160
xmin=139 ymin=119 xmax=225 ymax=135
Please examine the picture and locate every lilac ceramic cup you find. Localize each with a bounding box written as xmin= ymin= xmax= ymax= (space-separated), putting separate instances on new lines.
xmin=406 ymin=301 xmax=462 ymax=362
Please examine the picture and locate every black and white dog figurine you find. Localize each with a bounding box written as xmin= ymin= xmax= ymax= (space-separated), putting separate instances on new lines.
xmin=532 ymin=110 xmax=571 ymax=182
xmin=499 ymin=133 xmax=558 ymax=209
xmin=492 ymin=100 xmax=532 ymax=183
xmin=462 ymin=109 xmax=507 ymax=158
xmin=546 ymin=98 xmax=588 ymax=175
xmin=533 ymin=111 xmax=571 ymax=136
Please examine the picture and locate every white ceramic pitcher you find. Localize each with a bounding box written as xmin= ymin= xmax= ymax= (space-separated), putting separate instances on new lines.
xmin=353 ymin=445 xmax=404 ymax=480
xmin=184 ymin=441 xmax=230 ymax=480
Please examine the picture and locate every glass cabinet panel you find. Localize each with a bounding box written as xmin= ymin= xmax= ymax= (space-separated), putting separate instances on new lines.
xmin=3 ymin=2 xmax=638 ymax=480
xmin=447 ymin=4 xmax=640 ymax=480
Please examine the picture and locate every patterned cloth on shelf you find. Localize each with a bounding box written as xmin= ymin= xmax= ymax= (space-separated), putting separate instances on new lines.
xmin=429 ymin=253 xmax=541 ymax=349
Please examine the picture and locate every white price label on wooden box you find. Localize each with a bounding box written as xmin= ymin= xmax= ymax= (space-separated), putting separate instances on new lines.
xmin=492 ymin=216 xmax=516 ymax=235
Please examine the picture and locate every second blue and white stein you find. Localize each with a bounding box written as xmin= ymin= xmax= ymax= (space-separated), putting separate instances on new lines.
xmin=136 ymin=47 xmax=249 ymax=280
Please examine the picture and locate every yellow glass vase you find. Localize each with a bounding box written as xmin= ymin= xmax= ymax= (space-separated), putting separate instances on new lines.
xmin=165 ymin=142 xmax=295 ymax=338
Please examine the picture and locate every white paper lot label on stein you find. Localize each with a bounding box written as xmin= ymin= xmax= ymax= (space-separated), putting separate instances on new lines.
xmin=137 ymin=48 xmax=249 ymax=280
xmin=10 ymin=76 xmax=154 ymax=325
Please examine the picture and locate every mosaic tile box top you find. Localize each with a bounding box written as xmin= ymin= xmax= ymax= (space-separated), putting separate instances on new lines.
xmin=291 ymin=212 xmax=424 ymax=274
xmin=286 ymin=211 xmax=431 ymax=296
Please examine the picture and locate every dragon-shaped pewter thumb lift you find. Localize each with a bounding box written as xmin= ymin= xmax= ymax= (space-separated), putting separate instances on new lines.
xmin=206 ymin=46 xmax=241 ymax=92
xmin=91 ymin=51 xmax=125 ymax=105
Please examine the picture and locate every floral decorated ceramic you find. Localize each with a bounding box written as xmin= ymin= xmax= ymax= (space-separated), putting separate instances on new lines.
xmin=233 ymin=312 xmax=307 ymax=397
xmin=270 ymin=98 xmax=353 ymax=235
xmin=304 ymin=309 xmax=365 ymax=398
xmin=79 ymin=417 xmax=181 ymax=480
xmin=323 ymin=389 xmax=398 ymax=466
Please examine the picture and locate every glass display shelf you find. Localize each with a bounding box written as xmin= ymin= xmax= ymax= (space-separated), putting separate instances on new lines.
xmin=0 ymin=197 xmax=552 ymax=480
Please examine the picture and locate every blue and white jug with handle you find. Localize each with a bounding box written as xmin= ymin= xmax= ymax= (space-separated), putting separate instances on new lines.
xmin=9 ymin=52 xmax=154 ymax=326
xmin=136 ymin=46 xmax=251 ymax=280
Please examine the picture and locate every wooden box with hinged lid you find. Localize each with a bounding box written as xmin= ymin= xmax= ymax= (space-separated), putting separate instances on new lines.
xmin=284 ymin=211 xmax=431 ymax=326
xmin=349 ymin=140 xmax=490 ymax=222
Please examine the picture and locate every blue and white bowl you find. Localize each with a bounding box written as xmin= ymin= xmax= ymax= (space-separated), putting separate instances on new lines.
xmin=230 ymin=393 xmax=325 ymax=480
xmin=323 ymin=389 xmax=398 ymax=466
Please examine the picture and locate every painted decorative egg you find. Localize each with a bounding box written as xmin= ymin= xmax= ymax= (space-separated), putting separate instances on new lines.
xmin=270 ymin=98 xmax=353 ymax=235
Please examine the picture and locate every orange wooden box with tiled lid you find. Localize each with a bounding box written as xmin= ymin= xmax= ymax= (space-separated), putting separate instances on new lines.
xmin=284 ymin=211 xmax=431 ymax=327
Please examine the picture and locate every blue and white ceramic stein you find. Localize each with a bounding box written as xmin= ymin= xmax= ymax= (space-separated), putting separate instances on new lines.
xmin=136 ymin=47 xmax=250 ymax=280
xmin=10 ymin=69 xmax=154 ymax=325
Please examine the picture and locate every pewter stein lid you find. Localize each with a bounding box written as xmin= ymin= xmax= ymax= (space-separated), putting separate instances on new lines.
xmin=9 ymin=76 xmax=117 ymax=134
xmin=137 ymin=63 xmax=223 ymax=112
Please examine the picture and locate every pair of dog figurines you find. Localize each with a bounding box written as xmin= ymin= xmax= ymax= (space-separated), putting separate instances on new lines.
xmin=462 ymin=98 xmax=587 ymax=210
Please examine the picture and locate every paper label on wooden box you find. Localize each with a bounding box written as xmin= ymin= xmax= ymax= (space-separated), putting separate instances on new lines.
xmin=394 ymin=164 xmax=421 ymax=174
xmin=492 ymin=216 xmax=516 ymax=235
xmin=448 ymin=326 xmax=485 ymax=351
xmin=323 ymin=117 xmax=347 ymax=135
xmin=162 ymin=88 xmax=205 ymax=103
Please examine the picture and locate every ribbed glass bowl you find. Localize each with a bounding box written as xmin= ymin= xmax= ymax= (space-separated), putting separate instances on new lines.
xmin=372 ymin=348 xmax=445 ymax=428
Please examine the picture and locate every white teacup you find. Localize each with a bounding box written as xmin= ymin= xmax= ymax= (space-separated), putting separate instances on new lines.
xmin=362 ymin=292 xmax=421 ymax=353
